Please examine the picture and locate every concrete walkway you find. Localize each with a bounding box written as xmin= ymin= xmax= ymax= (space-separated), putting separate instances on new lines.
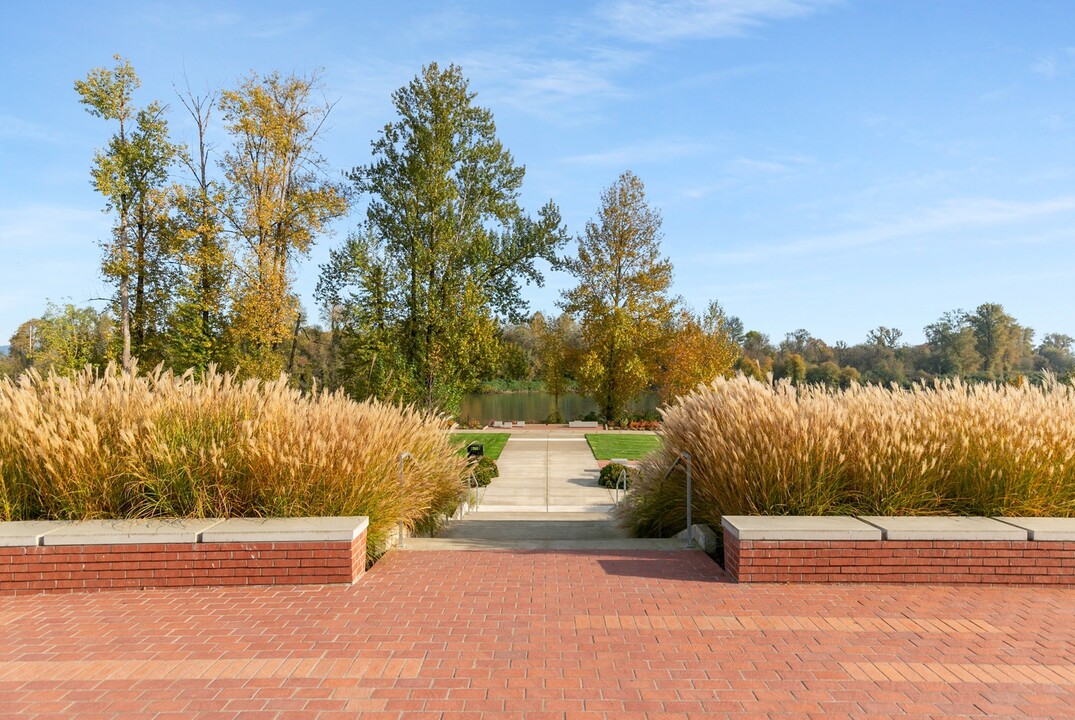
xmin=477 ymin=433 xmax=614 ymax=512
xmin=405 ymin=427 xmax=673 ymax=550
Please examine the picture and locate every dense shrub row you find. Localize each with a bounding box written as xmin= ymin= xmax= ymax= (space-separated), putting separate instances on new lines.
xmin=0 ymin=365 xmax=467 ymax=555
xmin=622 ymin=375 xmax=1075 ymax=537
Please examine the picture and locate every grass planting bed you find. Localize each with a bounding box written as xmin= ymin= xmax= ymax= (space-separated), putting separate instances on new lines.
xmin=449 ymin=433 xmax=509 ymax=460
xmin=586 ymin=433 xmax=662 ymax=461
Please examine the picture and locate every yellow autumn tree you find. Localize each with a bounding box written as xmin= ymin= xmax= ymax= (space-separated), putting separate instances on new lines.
xmin=219 ymin=70 xmax=347 ymax=378
xmin=167 ymin=88 xmax=233 ymax=372
xmin=659 ymin=302 xmax=741 ymax=401
xmin=76 ymin=56 xmax=180 ymax=370
xmin=562 ymin=171 xmax=675 ymax=423
xmin=533 ymin=312 xmax=578 ymax=419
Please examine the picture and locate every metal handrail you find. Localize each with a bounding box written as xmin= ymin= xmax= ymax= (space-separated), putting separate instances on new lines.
xmin=464 ymin=471 xmax=481 ymax=513
xmin=398 ymin=451 xmax=413 ymax=548
xmin=614 ymin=467 xmax=628 ymax=505
xmin=659 ymin=450 xmax=694 ymax=549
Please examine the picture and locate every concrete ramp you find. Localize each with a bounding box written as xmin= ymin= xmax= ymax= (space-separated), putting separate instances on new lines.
xmin=405 ymin=512 xmax=683 ymax=550
xmin=477 ymin=436 xmax=614 ymax=513
xmin=412 ymin=430 xmax=668 ymax=549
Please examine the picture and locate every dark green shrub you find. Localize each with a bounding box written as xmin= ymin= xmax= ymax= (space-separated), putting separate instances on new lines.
xmin=599 ymin=462 xmax=632 ymax=489
xmin=471 ymin=456 xmax=499 ymax=486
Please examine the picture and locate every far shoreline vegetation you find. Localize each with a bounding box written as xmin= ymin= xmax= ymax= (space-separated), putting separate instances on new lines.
xmin=477 ymin=379 xmax=554 ymax=394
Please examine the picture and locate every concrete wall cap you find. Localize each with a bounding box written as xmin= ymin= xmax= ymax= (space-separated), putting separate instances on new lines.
xmin=721 ymin=516 xmax=881 ymax=541
xmin=39 ymin=519 xmax=224 ymax=546
xmin=0 ymin=520 xmax=68 ymax=547
xmin=858 ymin=516 xmax=1028 ymax=541
xmin=199 ymin=516 xmax=369 ymax=543
xmin=993 ymin=517 xmax=1075 ymax=541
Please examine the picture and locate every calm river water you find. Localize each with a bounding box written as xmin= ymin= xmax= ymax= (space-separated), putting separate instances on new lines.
xmin=458 ymin=391 xmax=660 ymax=424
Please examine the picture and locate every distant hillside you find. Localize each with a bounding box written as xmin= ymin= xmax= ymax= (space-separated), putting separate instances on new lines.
xmin=0 ymin=345 xmax=9 ymax=356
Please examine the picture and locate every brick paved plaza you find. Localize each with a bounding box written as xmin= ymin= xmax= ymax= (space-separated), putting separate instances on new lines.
xmin=1 ymin=548 xmax=1073 ymax=719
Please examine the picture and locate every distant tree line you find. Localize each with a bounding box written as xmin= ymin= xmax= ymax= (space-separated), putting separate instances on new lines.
xmin=480 ymin=302 xmax=1072 ymax=404
xmin=732 ymin=303 xmax=1072 ymax=389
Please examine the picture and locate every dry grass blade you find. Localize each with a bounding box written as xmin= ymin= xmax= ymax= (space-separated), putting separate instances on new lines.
xmin=0 ymin=364 xmax=468 ymax=558
xmin=622 ymin=374 xmax=1075 ymax=537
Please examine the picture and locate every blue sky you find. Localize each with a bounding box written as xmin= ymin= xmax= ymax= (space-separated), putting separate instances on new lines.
xmin=2 ymin=0 xmax=1074 ymax=346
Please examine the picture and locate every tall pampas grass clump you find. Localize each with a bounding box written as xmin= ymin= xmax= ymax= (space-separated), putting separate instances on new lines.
xmin=0 ymin=364 xmax=467 ymax=556
xmin=622 ymin=374 xmax=1075 ymax=537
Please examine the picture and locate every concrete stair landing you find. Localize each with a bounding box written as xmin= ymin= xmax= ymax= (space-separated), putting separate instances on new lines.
xmin=404 ymin=429 xmax=683 ymax=550
xmin=404 ymin=511 xmax=683 ymax=550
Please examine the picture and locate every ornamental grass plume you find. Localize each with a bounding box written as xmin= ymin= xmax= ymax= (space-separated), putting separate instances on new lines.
xmin=622 ymin=374 xmax=1075 ymax=538
xmin=0 ymin=364 xmax=467 ymax=556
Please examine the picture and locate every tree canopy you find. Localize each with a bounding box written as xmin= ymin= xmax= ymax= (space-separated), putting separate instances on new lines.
xmin=318 ymin=62 xmax=567 ymax=411
xmin=561 ymin=171 xmax=675 ymax=422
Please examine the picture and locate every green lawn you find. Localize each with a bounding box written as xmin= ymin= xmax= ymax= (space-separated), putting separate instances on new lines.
xmin=586 ymin=433 xmax=662 ymax=461
xmin=449 ymin=433 xmax=509 ymax=461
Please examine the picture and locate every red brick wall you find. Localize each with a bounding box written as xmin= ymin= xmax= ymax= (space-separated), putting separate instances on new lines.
xmin=0 ymin=532 xmax=366 ymax=596
xmin=723 ymin=528 xmax=1075 ymax=585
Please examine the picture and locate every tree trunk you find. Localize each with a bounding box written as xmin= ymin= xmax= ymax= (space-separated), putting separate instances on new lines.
xmin=286 ymin=315 xmax=301 ymax=374
xmin=133 ymin=218 xmax=146 ymax=356
xmin=120 ymin=273 xmax=131 ymax=372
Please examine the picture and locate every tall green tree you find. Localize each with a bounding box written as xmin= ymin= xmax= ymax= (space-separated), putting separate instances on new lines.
xmin=5 ymin=319 xmax=42 ymax=375
xmin=76 ymin=56 xmax=179 ymax=370
xmin=167 ymin=87 xmax=233 ymax=371
xmin=561 ymin=171 xmax=675 ymax=422
xmin=220 ymin=70 xmax=348 ymax=378
xmin=779 ymin=353 xmax=807 ymax=386
xmin=6 ymin=304 xmax=113 ymax=376
xmin=1036 ymin=333 xmax=1074 ymax=377
xmin=659 ymin=301 xmax=741 ymax=400
xmin=533 ymin=312 xmax=578 ymax=415
xmin=318 ymin=62 xmax=567 ymax=411
xmin=967 ymin=303 xmax=1032 ymax=381
xmin=924 ymin=310 xmax=981 ymax=376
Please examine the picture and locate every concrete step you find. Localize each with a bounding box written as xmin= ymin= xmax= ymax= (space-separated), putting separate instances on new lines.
xmin=475 ymin=504 xmax=615 ymax=513
xmin=407 ymin=510 xmax=697 ymax=551
xmin=400 ymin=537 xmax=688 ymax=551
xmin=437 ymin=512 xmax=629 ymax=541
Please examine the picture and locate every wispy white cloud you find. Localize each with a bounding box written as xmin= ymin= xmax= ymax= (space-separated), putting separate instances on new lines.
xmin=136 ymin=3 xmax=315 ymax=39
xmin=978 ymin=84 xmax=1019 ymax=103
xmin=1032 ymin=47 xmax=1075 ymax=76
xmin=452 ymin=2 xmax=831 ymax=123
xmin=247 ymin=11 xmax=317 ymax=40
xmin=725 ymin=155 xmax=803 ymax=176
xmin=671 ymin=62 xmax=781 ymax=90
xmin=0 ymin=204 xmax=109 ymax=336
xmin=705 ymin=196 xmax=1075 ymax=264
xmin=595 ymin=0 xmax=838 ymax=43
xmin=0 ymin=114 xmax=63 ymax=143
xmin=463 ymin=47 xmax=642 ymax=122
xmin=680 ymin=152 xmax=813 ymax=198
xmin=861 ymin=113 xmax=980 ymax=158
xmin=0 ymin=204 xmax=107 ymax=253
xmin=561 ymin=138 xmax=713 ymax=166
xmin=1041 ymin=113 xmax=1067 ymax=131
